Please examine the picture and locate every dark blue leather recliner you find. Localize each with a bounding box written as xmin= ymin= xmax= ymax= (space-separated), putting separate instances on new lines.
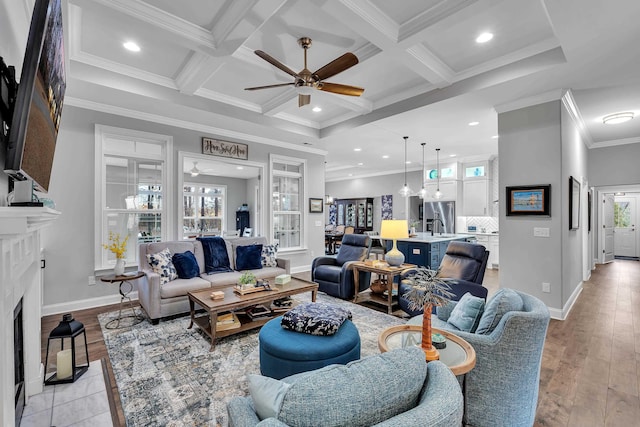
xmin=399 ymin=241 xmax=489 ymax=316
xmin=311 ymin=234 xmax=372 ymax=300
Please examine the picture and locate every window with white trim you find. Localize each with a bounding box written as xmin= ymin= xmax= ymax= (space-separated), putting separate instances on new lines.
xmin=271 ymin=155 xmax=305 ymax=250
xmin=95 ymin=126 xmax=172 ymax=270
xmin=182 ymin=184 xmax=226 ymax=238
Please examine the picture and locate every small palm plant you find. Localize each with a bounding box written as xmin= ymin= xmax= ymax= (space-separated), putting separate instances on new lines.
xmin=402 ymin=267 xmax=454 ymax=360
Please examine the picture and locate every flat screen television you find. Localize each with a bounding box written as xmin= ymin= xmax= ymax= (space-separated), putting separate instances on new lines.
xmin=4 ymin=0 xmax=65 ymax=193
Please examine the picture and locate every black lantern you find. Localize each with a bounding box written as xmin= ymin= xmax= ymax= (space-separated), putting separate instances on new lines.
xmin=44 ymin=313 xmax=89 ymax=385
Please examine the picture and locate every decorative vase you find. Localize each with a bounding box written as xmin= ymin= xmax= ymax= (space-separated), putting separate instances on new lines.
xmin=410 ymin=226 xmax=416 ymax=235
xmin=421 ymin=303 xmax=440 ymax=361
xmin=114 ymin=258 xmax=125 ymax=276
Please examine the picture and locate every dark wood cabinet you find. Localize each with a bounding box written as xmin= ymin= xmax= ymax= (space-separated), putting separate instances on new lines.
xmin=335 ymin=198 xmax=373 ymax=233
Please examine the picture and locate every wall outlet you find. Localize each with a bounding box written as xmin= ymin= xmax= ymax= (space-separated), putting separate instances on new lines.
xmin=542 ymin=282 xmax=550 ymax=293
xmin=88 ymin=275 xmax=96 ymax=286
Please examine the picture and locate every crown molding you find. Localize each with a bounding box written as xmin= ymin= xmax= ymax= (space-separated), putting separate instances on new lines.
xmin=399 ymin=0 xmax=478 ymax=43
xmin=589 ymin=136 xmax=640 ymax=149
xmin=338 ymin=0 xmax=399 ymax=42
xmin=561 ymin=89 xmax=594 ymax=147
xmin=195 ymin=88 xmax=262 ymax=113
xmin=494 ymin=89 xmax=564 ymax=114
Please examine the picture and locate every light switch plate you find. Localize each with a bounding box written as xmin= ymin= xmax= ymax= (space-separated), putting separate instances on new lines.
xmin=315 ymin=221 xmax=322 ymax=226
xmin=533 ymin=227 xmax=550 ymax=237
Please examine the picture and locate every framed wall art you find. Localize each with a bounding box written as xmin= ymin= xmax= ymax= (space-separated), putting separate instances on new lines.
xmin=569 ymin=176 xmax=580 ymax=230
xmin=506 ymin=185 xmax=551 ymax=216
xmin=309 ymin=198 xmax=323 ymax=213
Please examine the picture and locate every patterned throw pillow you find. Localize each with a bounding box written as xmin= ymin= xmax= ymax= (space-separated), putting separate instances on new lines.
xmin=281 ymin=302 xmax=352 ymax=336
xmin=261 ymin=243 xmax=279 ymax=267
xmin=146 ymin=248 xmax=178 ymax=285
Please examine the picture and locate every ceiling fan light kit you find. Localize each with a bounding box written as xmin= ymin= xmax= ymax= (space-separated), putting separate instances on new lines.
xmin=245 ymin=37 xmax=364 ymax=107
xmin=602 ymin=112 xmax=634 ymax=124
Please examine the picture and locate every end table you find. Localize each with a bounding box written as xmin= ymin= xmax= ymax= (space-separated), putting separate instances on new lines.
xmin=100 ymin=271 xmax=145 ymax=329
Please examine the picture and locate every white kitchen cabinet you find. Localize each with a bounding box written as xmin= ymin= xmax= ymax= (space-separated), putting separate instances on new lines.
xmin=463 ymin=179 xmax=490 ymax=216
xmin=424 ymin=180 xmax=458 ymax=201
xmin=488 ymin=235 xmax=499 ymax=269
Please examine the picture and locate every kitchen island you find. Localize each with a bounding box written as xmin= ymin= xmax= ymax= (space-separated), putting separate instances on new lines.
xmin=386 ymin=232 xmax=474 ymax=270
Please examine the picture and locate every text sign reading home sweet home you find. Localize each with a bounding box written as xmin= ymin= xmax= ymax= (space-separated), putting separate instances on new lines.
xmin=202 ymin=138 xmax=248 ymax=160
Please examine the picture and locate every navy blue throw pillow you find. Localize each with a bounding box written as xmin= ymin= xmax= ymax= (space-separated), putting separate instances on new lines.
xmin=197 ymin=237 xmax=233 ymax=274
xmin=172 ymin=251 xmax=199 ymax=279
xmin=236 ymin=244 xmax=263 ymax=271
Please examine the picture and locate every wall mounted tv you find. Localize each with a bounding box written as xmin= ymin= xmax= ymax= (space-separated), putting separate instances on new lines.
xmin=4 ymin=0 xmax=65 ymax=193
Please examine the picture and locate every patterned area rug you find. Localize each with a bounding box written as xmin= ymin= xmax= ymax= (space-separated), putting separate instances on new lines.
xmin=99 ymin=293 xmax=405 ymax=427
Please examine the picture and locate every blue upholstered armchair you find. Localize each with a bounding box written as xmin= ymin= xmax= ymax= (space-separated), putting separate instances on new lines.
xmin=408 ymin=289 xmax=550 ymax=427
xmin=399 ymin=241 xmax=489 ymax=316
xmin=311 ymin=234 xmax=371 ymax=300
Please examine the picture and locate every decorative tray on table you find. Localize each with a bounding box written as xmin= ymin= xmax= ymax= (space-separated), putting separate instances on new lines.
xmin=233 ymin=281 xmax=272 ymax=295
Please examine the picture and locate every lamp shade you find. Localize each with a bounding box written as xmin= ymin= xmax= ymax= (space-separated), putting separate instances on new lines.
xmin=380 ymin=220 xmax=409 ymax=240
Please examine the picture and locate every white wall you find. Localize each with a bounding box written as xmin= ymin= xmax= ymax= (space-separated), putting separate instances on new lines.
xmin=588 ymin=144 xmax=640 ymax=187
xmin=40 ymin=106 xmax=325 ymax=308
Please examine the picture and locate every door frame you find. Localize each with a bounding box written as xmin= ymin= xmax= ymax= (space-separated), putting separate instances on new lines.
xmin=595 ymin=183 xmax=640 ymax=264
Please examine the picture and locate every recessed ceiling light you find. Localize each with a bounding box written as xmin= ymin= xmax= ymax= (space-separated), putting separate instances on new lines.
xmin=236 ymin=166 xmax=244 ymax=170
xmin=491 ymin=135 xmax=499 ymax=139
xmin=603 ymin=112 xmax=634 ymax=125
xmin=468 ymin=121 xmax=479 ymax=126
xmin=382 ymin=155 xmax=389 ymax=159
xmin=312 ymin=106 xmax=322 ymax=112
xmin=354 ymin=148 xmax=362 ymax=152
xmin=449 ymin=154 xmax=456 ymax=157
xmin=348 ymin=173 xmax=353 ymax=177
xmin=476 ymin=32 xmax=493 ymax=43
xmin=123 ymin=41 xmax=141 ymax=52
xmin=405 ymin=161 xmax=411 ymax=164
xmin=357 ymin=162 xmax=363 ymax=166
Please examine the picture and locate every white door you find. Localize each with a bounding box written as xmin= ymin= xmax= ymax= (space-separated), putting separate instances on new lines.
xmin=603 ymin=194 xmax=615 ymax=263
xmin=614 ymin=197 xmax=637 ymax=257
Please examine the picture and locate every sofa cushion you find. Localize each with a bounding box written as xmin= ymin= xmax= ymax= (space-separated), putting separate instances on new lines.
xmin=197 ymin=237 xmax=233 ymax=274
xmin=171 ymin=251 xmax=199 ymax=279
xmin=475 ymin=288 xmax=524 ymax=334
xmin=281 ymin=302 xmax=352 ymax=336
xmin=247 ymin=374 xmax=292 ymax=420
xmin=236 ymin=244 xmax=263 ymax=271
xmin=447 ymin=292 xmax=485 ymax=332
xmin=146 ymin=248 xmax=178 ymax=285
xmin=262 ymin=243 xmax=279 ymax=267
xmin=276 ymin=347 xmax=427 ymax=427
xmin=159 ymin=277 xmax=211 ymax=299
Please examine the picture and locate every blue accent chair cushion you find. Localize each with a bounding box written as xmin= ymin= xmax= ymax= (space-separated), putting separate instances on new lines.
xmin=171 ymin=251 xmax=199 ymax=279
xmin=475 ymin=288 xmax=523 ymax=334
xmin=259 ymin=316 xmax=360 ymax=380
xmin=235 ymin=244 xmax=263 ymax=271
xmin=446 ymin=292 xmax=485 ymax=332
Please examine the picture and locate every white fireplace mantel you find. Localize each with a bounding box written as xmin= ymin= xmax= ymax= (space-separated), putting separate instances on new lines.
xmin=0 ymin=207 xmax=60 ymax=426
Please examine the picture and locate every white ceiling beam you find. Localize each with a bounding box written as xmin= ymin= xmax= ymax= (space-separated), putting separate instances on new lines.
xmin=175 ymin=52 xmax=226 ymax=95
xmin=404 ymin=44 xmax=455 ymax=87
xmin=262 ymin=88 xmax=298 ymax=116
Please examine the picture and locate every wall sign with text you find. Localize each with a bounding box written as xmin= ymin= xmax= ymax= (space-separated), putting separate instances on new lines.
xmin=202 ymin=138 xmax=248 ymax=160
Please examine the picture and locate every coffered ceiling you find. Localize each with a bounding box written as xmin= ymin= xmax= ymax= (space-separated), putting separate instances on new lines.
xmin=9 ymin=0 xmax=640 ymax=181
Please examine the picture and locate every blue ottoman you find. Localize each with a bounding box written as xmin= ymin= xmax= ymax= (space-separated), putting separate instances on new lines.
xmin=259 ymin=316 xmax=361 ymax=379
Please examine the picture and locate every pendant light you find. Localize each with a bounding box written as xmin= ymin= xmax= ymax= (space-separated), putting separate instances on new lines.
xmin=399 ymin=136 xmax=412 ymax=197
xmin=418 ymin=142 xmax=427 ymax=199
xmin=434 ymin=148 xmax=442 ymax=199
xmin=324 ymin=161 xmax=334 ymax=205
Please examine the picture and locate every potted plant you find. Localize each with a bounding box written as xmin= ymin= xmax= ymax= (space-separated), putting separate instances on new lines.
xmin=238 ymin=272 xmax=257 ymax=289
xmin=103 ymin=232 xmax=129 ymax=276
xmin=402 ymin=267 xmax=454 ymax=361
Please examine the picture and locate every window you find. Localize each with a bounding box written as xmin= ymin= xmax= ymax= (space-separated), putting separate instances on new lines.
xmin=95 ymin=126 xmax=172 ymax=270
xmin=182 ymin=184 xmax=226 ymax=238
xmin=271 ymin=155 xmax=305 ymax=250
xmin=614 ymin=201 xmax=631 ymax=228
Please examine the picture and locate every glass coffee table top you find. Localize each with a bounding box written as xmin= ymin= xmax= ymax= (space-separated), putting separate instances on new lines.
xmin=378 ymin=325 xmax=476 ymax=375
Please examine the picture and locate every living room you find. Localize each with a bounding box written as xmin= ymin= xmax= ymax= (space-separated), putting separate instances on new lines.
xmin=2 ymin=0 xmax=640 ymax=426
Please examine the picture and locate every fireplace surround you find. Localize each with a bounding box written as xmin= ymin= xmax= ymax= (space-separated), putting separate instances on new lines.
xmin=0 ymin=207 xmax=59 ymax=426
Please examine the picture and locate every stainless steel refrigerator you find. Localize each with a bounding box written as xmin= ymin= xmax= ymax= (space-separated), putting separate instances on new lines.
xmin=423 ymin=201 xmax=456 ymax=234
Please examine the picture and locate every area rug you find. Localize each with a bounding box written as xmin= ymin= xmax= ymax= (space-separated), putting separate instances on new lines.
xmin=99 ymin=293 xmax=405 ymax=427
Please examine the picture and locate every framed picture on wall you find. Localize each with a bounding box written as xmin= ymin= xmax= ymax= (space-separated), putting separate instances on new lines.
xmin=569 ymin=176 xmax=580 ymax=230
xmin=309 ymin=198 xmax=323 ymax=213
xmin=506 ymin=185 xmax=551 ymax=216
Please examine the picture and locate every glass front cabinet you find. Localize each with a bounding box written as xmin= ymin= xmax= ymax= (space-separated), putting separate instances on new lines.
xmin=335 ymin=198 xmax=374 ymax=233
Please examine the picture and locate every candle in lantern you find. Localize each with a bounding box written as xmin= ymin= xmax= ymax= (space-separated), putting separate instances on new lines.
xmin=57 ymin=349 xmax=73 ymax=379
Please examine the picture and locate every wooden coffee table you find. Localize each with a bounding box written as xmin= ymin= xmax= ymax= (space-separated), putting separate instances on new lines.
xmin=188 ymin=277 xmax=318 ymax=350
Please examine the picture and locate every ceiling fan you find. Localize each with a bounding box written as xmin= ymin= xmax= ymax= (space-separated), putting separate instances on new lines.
xmin=245 ymin=37 xmax=364 ymax=107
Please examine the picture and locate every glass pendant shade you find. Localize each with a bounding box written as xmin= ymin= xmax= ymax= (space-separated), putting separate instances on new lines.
xmin=434 ymin=148 xmax=442 ymax=199
xmin=418 ymin=142 xmax=427 ymax=199
xmin=399 ymin=136 xmax=412 ymax=197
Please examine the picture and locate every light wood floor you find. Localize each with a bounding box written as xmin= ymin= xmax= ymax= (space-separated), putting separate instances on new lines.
xmin=40 ymin=260 xmax=640 ymax=427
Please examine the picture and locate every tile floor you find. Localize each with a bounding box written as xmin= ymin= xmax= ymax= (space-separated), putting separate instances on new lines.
xmin=20 ymin=361 xmax=113 ymax=427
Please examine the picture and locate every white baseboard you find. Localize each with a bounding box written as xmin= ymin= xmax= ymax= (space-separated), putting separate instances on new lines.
xmin=548 ymin=282 xmax=583 ymax=320
xmin=291 ymin=265 xmax=311 ymax=274
xmin=42 ymin=291 xmax=139 ymax=316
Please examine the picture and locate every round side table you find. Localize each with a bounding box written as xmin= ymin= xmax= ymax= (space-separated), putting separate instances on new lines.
xmin=100 ymin=272 xmax=145 ymax=329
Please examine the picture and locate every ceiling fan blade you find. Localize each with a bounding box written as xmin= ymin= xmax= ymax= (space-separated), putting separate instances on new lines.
xmin=255 ymin=50 xmax=299 ymax=78
xmin=245 ymin=82 xmax=294 ymax=91
xmin=298 ymin=94 xmax=311 ymax=107
xmin=318 ymin=82 xmax=364 ymax=97
xmin=312 ymin=53 xmax=359 ymax=81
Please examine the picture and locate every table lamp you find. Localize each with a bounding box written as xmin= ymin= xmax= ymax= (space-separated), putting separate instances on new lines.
xmin=380 ymin=219 xmax=408 ymax=266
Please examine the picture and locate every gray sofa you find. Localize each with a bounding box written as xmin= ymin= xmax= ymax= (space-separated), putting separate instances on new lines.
xmin=138 ymin=236 xmax=289 ymax=323
xmin=227 ymin=346 xmax=463 ymax=427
